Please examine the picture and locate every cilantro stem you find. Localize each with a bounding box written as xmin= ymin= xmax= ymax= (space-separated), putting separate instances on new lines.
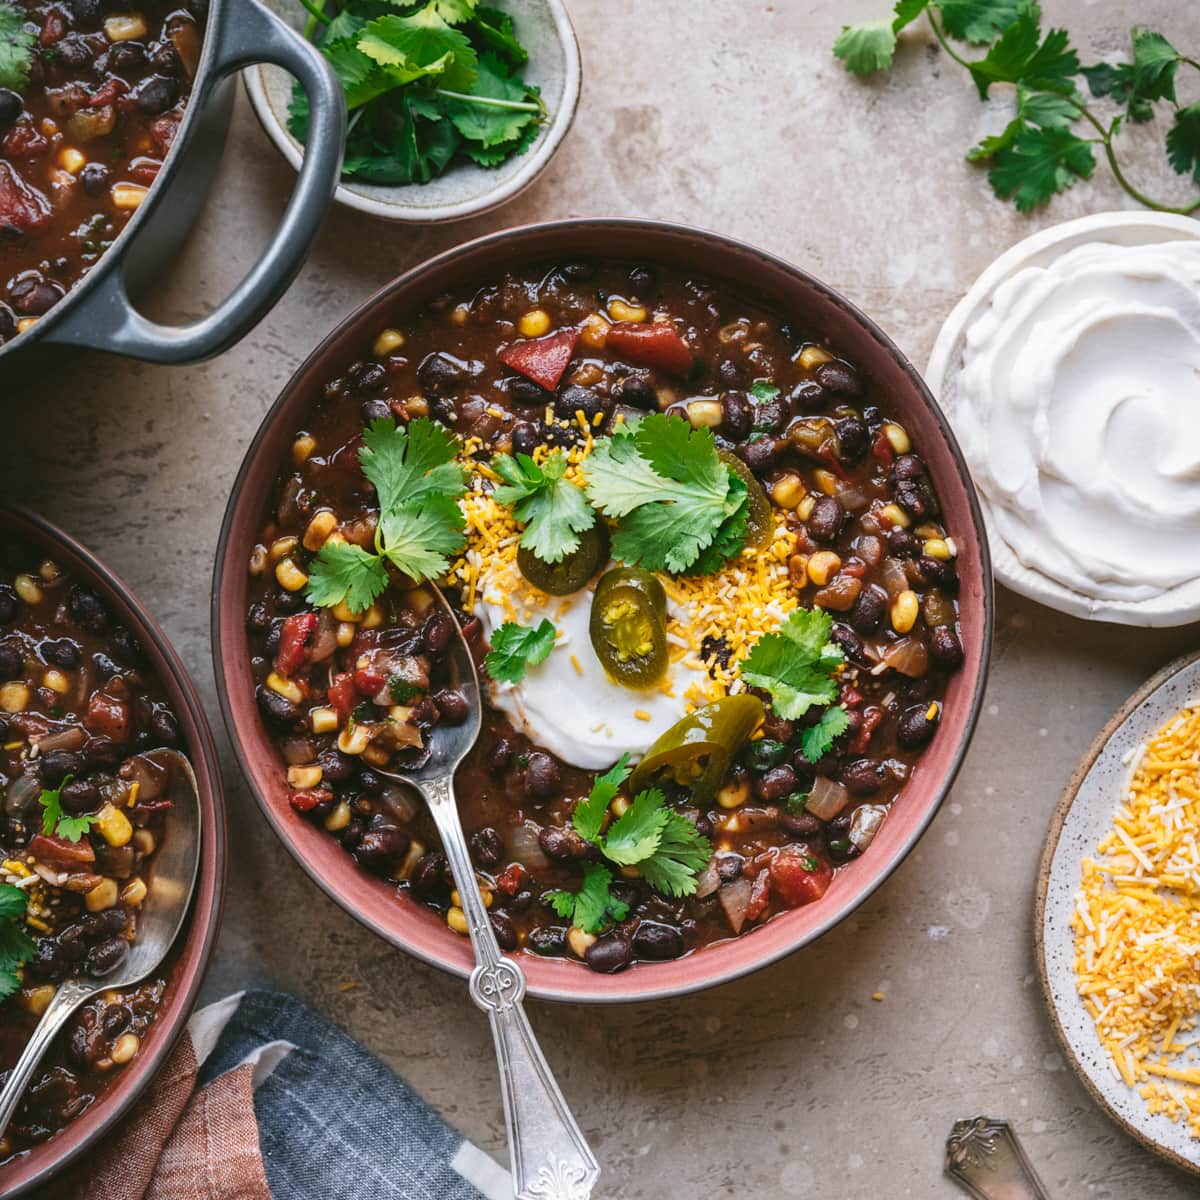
xmin=297 ymin=0 xmax=329 ymax=37
xmin=926 ymin=13 xmax=971 ymax=70
xmin=434 ymin=88 xmax=545 ymax=116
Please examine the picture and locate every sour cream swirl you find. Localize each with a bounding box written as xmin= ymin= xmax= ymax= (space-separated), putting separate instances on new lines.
xmin=954 ymin=240 xmax=1200 ymax=604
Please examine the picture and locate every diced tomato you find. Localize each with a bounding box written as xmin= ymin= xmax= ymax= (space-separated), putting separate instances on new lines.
xmin=744 ymin=869 xmax=772 ymax=922
xmin=127 ymin=156 xmax=162 ymax=186
xmin=498 ymin=328 xmax=579 ymax=391
xmin=88 ymin=78 xmax=129 ymax=108
xmin=39 ymin=11 xmax=65 ymax=44
xmin=276 ymin=612 xmax=318 ymax=678
xmin=849 ymin=705 xmax=883 ymax=755
xmin=353 ymin=660 xmax=387 ymax=698
xmin=328 ymin=673 xmax=357 ymax=721
xmin=84 ymin=691 xmax=131 ymax=743
xmin=839 ymin=684 xmax=863 ymax=709
xmin=0 ymin=163 xmax=51 ymax=235
xmin=494 ymin=863 xmax=526 ymax=896
xmin=605 ymin=321 xmax=693 ymax=376
xmin=289 ymin=789 xmax=330 ymax=814
xmin=1 ymin=126 xmax=49 ymax=161
xmin=30 ymin=834 xmax=96 ymax=870
xmin=872 ymin=428 xmax=895 ymax=467
xmin=769 ymin=844 xmax=834 ymax=908
xmin=148 ymin=114 xmax=182 ymax=157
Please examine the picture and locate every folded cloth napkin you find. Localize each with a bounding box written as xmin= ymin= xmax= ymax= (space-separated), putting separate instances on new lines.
xmin=42 ymin=990 xmax=513 ymax=1200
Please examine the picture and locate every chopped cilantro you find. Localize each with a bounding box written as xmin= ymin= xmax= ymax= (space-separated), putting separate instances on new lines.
xmin=798 ymin=706 xmax=852 ymax=763
xmin=741 ymin=609 xmax=844 ymax=720
xmin=485 ymin=618 xmax=557 ymax=684
xmin=352 ymin=700 xmax=375 ymax=725
xmin=389 ymin=677 xmax=422 ymax=703
xmin=0 ymin=884 xmax=34 ymax=1003
xmin=491 ymin=449 xmax=596 ymax=565
xmin=545 ymin=862 xmax=628 ymax=935
xmin=38 ymin=779 xmax=98 ymax=843
xmin=0 ymin=3 xmax=36 ymax=92
xmin=785 ymin=791 xmax=810 ymax=815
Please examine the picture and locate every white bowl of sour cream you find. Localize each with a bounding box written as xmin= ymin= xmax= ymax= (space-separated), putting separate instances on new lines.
xmin=927 ymin=212 xmax=1200 ymax=627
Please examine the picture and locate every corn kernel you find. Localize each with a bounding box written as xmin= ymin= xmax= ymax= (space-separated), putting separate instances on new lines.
xmin=787 ymin=553 xmax=809 ymax=588
xmin=717 ymin=777 xmax=749 ymax=809
xmin=110 ymin=183 xmax=148 ymax=209
xmin=447 ymin=906 xmax=469 ymax=936
xmin=15 ymin=318 xmax=37 ymax=335
xmin=25 ymin=985 xmax=56 ymax=1017
xmin=57 ymin=147 xmax=86 ymax=174
xmin=287 ymin=764 xmax=323 ymax=790
xmin=292 ymin=433 xmax=316 ymax=463
xmin=111 ymin=1033 xmax=140 ymax=1064
xmin=450 ymin=884 xmax=493 ymax=910
xmin=397 ymin=839 xmax=425 ymax=881
xmin=268 ymin=535 xmax=298 ymax=562
xmin=311 ymin=707 xmax=339 ymax=734
xmin=608 ymin=298 xmax=647 ymax=323
xmin=324 ymin=800 xmax=351 ymax=832
xmin=42 ymin=668 xmax=70 ymax=695
xmin=799 ymin=345 xmax=833 ymax=369
xmin=579 ymin=312 xmax=609 ymax=350
xmin=85 ymin=877 xmax=119 ymax=912
xmin=686 ymin=399 xmax=724 ymax=429
xmin=568 ymin=927 xmax=596 ymax=958
xmin=891 ymin=589 xmax=920 ymax=634
xmin=610 ymin=795 xmax=630 ymax=819
xmin=361 ymin=743 xmax=390 ymax=767
xmin=914 ymin=522 xmax=942 ymax=540
xmin=518 ymin=308 xmax=552 ymax=338
xmin=330 ymin=598 xmax=361 ymax=623
xmin=0 ymin=683 xmax=30 ymax=713
xmin=14 ymin=574 xmax=42 ymax=605
xmin=807 ymin=551 xmax=842 ymax=587
xmin=120 ymin=877 xmax=147 ymax=906
xmin=450 ymin=303 xmax=470 ymax=325
xmin=883 ymin=422 xmax=911 ymax=454
xmin=247 ymin=545 xmax=268 ymax=576
xmin=95 ymin=802 xmax=133 ymax=847
xmin=770 ymin=473 xmax=804 ymax=510
xmin=337 ymin=723 xmax=372 ymax=756
xmin=38 ymin=560 xmax=61 ymax=583
xmin=303 ymin=510 xmax=338 ymax=551
xmin=133 ymin=828 xmax=155 ymax=856
xmin=266 ymin=672 xmax=303 ymax=706
xmin=795 ymin=494 xmax=816 ymax=521
xmin=923 ymin=538 xmax=952 ymax=560
xmin=813 ymin=468 xmax=838 ymax=496
xmin=879 ymin=502 xmax=911 ymax=529
xmin=274 ymin=558 xmax=308 ymax=592
xmin=405 ymin=395 xmax=429 ymax=418
xmin=335 ymin=621 xmax=356 ymax=648
xmin=361 ymin=603 xmax=383 ymax=629
xmin=373 ymin=328 xmax=406 ymax=356
xmin=105 ymin=13 xmax=148 ymax=39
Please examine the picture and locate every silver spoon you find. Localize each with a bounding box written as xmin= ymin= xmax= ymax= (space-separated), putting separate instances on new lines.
xmin=0 ymin=748 xmax=201 ymax=1138
xmin=377 ymin=586 xmax=600 ymax=1200
xmin=945 ymin=1116 xmax=1051 ymax=1199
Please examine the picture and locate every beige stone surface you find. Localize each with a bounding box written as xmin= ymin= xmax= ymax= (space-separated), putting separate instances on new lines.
xmin=8 ymin=1 xmax=1200 ymax=1195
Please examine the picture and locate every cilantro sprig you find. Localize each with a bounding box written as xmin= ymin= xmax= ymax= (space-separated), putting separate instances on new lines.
xmin=0 ymin=884 xmax=34 ymax=1003
xmin=306 ymin=417 xmax=467 ymax=612
xmin=485 ymin=618 xmax=556 ymax=683
xmin=0 ymin=3 xmax=36 ymax=92
xmin=835 ymin=3 xmax=1200 ymax=214
xmin=39 ymin=779 xmax=98 ymax=843
xmin=741 ymin=609 xmax=845 ymax=720
xmin=290 ymin=0 xmax=546 ymax=186
xmin=546 ymin=862 xmax=629 ymax=936
xmin=492 ymin=450 xmax=596 ymax=565
xmin=583 ymin=414 xmax=748 ymax=576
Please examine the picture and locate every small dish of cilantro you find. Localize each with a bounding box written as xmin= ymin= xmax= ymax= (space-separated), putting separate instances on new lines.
xmin=247 ymin=0 xmax=580 ymax=222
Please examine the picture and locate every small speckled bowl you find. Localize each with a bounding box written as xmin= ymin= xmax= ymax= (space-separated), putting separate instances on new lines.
xmin=212 ymin=218 xmax=993 ymax=1003
xmin=244 ymin=0 xmax=581 ymax=224
xmin=0 ymin=508 xmax=226 ymax=1198
xmin=1036 ymin=650 xmax=1200 ymax=1175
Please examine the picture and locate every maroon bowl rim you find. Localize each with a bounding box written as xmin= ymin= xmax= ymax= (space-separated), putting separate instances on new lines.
xmin=0 ymin=505 xmax=226 ymax=1197
xmin=211 ymin=217 xmax=993 ymax=1004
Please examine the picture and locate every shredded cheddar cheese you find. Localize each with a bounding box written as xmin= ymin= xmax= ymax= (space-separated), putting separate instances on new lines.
xmin=1072 ymin=705 xmax=1200 ymax=1138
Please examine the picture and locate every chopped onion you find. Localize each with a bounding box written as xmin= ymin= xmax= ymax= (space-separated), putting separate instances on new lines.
xmin=508 ymin=820 xmax=549 ymax=871
xmin=380 ymin=784 xmax=419 ymax=824
xmin=168 ymin=18 xmax=202 ymax=77
xmin=120 ymin=752 xmax=167 ymax=801
xmin=878 ymin=556 xmax=909 ymax=598
xmin=34 ymin=725 xmax=87 ymax=754
xmin=806 ymin=775 xmax=850 ymax=821
xmin=853 ymin=534 xmax=885 ymax=567
xmin=835 ymin=481 xmax=869 ymax=512
xmin=280 ymin=737 xmax=317 ymax=766
xmin=694 ymin=861 xmax=721 ymax=899
xmin=849 ymin=804 xmax=887 ymax=851
xmin=3 ymin=772 xmax=41 ymax=817
xmin=718 ymin=877 xmax=753 ymax=934
xmin=309 ymin=609 xmax=339 ymax=664
xmin=881 ymin=637 xmax=929 ymax=678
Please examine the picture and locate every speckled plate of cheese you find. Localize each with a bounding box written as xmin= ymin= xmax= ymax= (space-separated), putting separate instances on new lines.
xmin=1037 ymin=650 xmax=1200 ymax=1175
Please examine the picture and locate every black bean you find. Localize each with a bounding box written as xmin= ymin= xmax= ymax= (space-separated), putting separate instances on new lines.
xmin=80 ymin=908 xmax=128 ymax=938
xmin=925 ymin=628 xmax=961 ymax=672
xmin=834 ymin=415 xmax=869 ymax=463
xmin=538 ymin=826 xmax=574 ymax=861
xmin=511 ymin=888 xmax=535 ymax=911
xmin=59 ymin=777 xmax=100 ymax=814
xmin=26 ymin=938 xmax=69 ymax=983
xmin=0 ymin=641 xmax=20 ymax=680
xmin=68 ymin=586 xmax=108 ymax=633
xmin=255 ymin=684 xmax=300 ymax=730
xmin=555 ymin=384 xmax=607 ymax=425
xmin=830 ymin=622 xmax=867 ymax=665
xmin=720 ymin=392 xmax=751 ymax=441
xmin=627 ymin=265 xmax=656 ymax=294
xmin=79 ymin=162 xmax=111 ymax=197
xmin=69 ymin=0 xmax=103 ymax=26
xmin=752 ymin=395 xmax=788 ymax=434
xmin=349 ymin=361 xmax=387 ymax=392
xmin=340 ymin=819 xmax=364 ymax=851
xmin=41 ymin=637 xmax=81 ymax=669
xmin=506 ymin=375 xmax=548 ymax=407
xmin=917 ymin=555 xmax=958 ymax=593
xmin=510 ymin=420 xmax=539 ymax=457
xmin=86 ymin=937 xmax=129 ymax=977
xmin=585 ymin=932 xmax=633 ymax=973
xmin=486 ymin=738 xmax=513 ymax=772
xmin=523 ymin=752 xmax=560 ymax=798
xmin=849 ymin=585 xmax=887 ymax=635
xmin=357 ymin=767 xmax=385 ymax=795
xmin=896 ymin=480 xmax=934 ymax=520
xmin=101 ymin=1003 xmax=132 ymax=1036
xmin=897 ymin=703 xmax=940 ymax=749
xmin=887 ymin=528 xmax=919 ymax=558
xmin=55 ymin=35 xmax=93 ymax=68
xmin=632 ymin=922 xmax=684 ymax=961
xmin=106 ymin=40 xmax=146 ymax=72
xmin=893 ymin=454 xmax=926 ymax=482
xmin=754 ymin=764 xmax=797 ymax=802
xmin=11 ymin=279 xmax=62 ymax=317
xmin=781 ymin=810 xmax=823 ymax=836
xmin=432 ymin=688 xmax=470 ymax=724
xmin=611 ymin=373 xmax=657 ymax=410
xmin=148 ymin=39 xmax=181 ymax=73
xmin=527 ymin=926 xmax=566 ymax=956
xmin=360 ymin=397 xmax=391 ymax=423
xmin=815 ymin=361 xmax=862 ymax=397
xmin=41 ymin=751 xmax=83 ymax=789
xmin=489 ymin=910 xmax=518 ymax=952
xmin=69 ymin=1021 xmax=107 ymax=1067
xmin=0 ymin=585 xmax=16 ymax=624
xmin=316 ymin=749 xmax=355 ymax=783
xmin=108 ymin=626 xmax=143 ymax=665
xmin=355 ymin=828 xmax=410 ymax=871
xmin=739 ymin=435 xmax=779 ymax=473
xmin=560 ymin=262 xmax=595 ymax=282
xmin=789 ymin=378 xmax=826 ymax=411
xmin=716 ymin=853 xmax=744 ymax=881
xmin=716 ymin=358 xmax=743 ymax=387
xmin=471 ymin=827 xmax=504 ymax=868
xmin=841 ymin=759 xmax=883 ymax=796
xmin=807 ymin=495 xmax=845 ymax=543
xmin=83 ymin=735 xmax=120 ymax=765
xmin=410 ymin=852 xmax=449 ymax=897
xmin=417 ymin=351 xmax=466 ymax=394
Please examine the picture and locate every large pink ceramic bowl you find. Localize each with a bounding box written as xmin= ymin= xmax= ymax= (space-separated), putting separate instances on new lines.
xmin=0 ymin=508 xmax=226 ymax=1197
xmin=212 ymin=219 xmax=992 ymax=1003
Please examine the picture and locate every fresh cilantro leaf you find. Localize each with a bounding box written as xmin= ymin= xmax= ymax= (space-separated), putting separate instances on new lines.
xmin=38 ymin=780 xmax=98 ymax=843
xmin=492 ymin=450 xmax=596 ymax=564
xmin=967 ymin=85 xmax=1079 ymax=161
xmin=799 ymin=706 xmax=852 ymax=763
xmin=0 ymin=3 xmax=36 ymax=92
xmin=357 ymin=7 xmax=478 ymax=91
xmin=0 ymin=884 xmax=26 ymax=923
xmin=469 ymin=5 xmax=527 ymax=64
xmin=307 ymin=541 xmax=390 ymax=612
xmin=1128 ymin=27 xmax=1181 ymax=106
xmin=377 ymin=492 xmax=466 ymax=580
xmin=430 ymin=0 xmax=477 ymax=22
xmin=749 ymin=379 xmax=780 ymax=404
xmin=937 ymin=0 xmax=1024 ymax=44
xmin=485 ymin=618 xmax=557 ymax=684
xmin=361 ymin=416 xmax=467 ymax=514
xmin=637 ymin=810 xmax=712 ymax=898
xmin=892 ymin=0 xmax=929 ymax=34
xmin=460 ymin=107 xmax=540 ymax=166
xmin=583 ymin=414 xmax=745 ymax=575
xmin=572 ymin=754 xmax=633 ymax=844
xmin=689 ymin=473 xmax=749 ymax=576
xmin=441 ymin=53 xmax=541 ymax=148
xmin=833 ymin=20 xmax=898 ymax=75
xmin=785 ymin=791 xmax=811 ymax=815
xmin=0 ymin=889 xmax=34 ymax=1004
xmin=988 ymin=124 xmax=1095 ymax=211
xmin=741 ymin=609 xmax=845 ymax=720
xmin=601 ymin=786 xmax=671 ymax=866
xmin=967 ymin=6 xmax=1079 ymax=99
xmin=1166 ymin=101 xmax=1200 ymax=186
xmin=546 ymin=863 xmax=628 ymax=935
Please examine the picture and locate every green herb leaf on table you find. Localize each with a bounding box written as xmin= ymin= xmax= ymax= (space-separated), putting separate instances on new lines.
xmin=832 ymin=19 xmax=898 ymax=74
xmin=485 ymin=618 xmax=557 ymax=684
xmin=1167 ymin=102 xmax=1200 ymax=186
xmin=546 ymin=862 xmax=629 ymax=935
xmin=0 ymin=3 xmax=36 ymax=92
xmin=741 ymin=608 xmax=844 ymax=720
xmin=799 ymin=706 xmax=852 ymax=763
xmin=39 ymin=779 xmax=98 ymax=843
xmin=986 ymin=123 xmax=1095 ymax=211
xmin=965 ymin=8 xmax=1078 ymax=100
xmin=0 ymin=884 xmax=34 ymax=1003
xmin=492 ymin=450 xmax=596 ymax=564
xmin=936 ymin=0 xmax=1024 ymax=45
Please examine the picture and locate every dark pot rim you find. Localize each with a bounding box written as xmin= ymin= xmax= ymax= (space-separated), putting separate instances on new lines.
xmin=212 ymin=217 xmax=993 ymax=1004
xmin=0 ymin=506 xmax=226 ymax=1197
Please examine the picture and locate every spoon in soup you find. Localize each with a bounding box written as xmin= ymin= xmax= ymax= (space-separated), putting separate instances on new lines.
xmin=0 ymin=748 xmax=201 ymax=1139
xmin=375 ymin=586 xmax=600 ymax=1200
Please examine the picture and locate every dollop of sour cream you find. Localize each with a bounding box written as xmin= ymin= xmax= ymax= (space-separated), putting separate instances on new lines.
xmin=954 ymin=239 xmax=1200 ymax=604
xmin=475 ymin=567 xmax=709 ymax=771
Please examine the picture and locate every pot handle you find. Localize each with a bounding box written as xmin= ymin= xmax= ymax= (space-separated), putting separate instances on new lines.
xmin=45 ymin=0 xmax=345 ymax=364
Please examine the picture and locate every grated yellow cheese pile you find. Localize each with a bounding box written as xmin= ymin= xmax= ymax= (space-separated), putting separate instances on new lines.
xmin=1073 ymin=704 xmax=1200 ymax=1137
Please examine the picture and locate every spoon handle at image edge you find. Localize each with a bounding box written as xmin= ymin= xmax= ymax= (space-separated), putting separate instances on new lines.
xmin=423 ymin=776 xmax=601 ymax=1200
xmin=945 ymin=1117 xmax=1051 ymax=1200
xmin=0 ymin=977 xmax=95 ymax=1137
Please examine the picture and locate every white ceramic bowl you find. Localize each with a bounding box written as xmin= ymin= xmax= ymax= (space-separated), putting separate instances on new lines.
xmin=926 ymin=211 xmax=1200 ymax=627
xmin=244 ymin=0 xmax=581 ymax=223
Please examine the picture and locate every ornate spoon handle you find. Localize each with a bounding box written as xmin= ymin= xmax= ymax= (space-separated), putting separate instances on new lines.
xmin=424 ymin=777 xmax=600 ymax=1200
xmin=945 ymin=1117 xmax=1051 ymax=1200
